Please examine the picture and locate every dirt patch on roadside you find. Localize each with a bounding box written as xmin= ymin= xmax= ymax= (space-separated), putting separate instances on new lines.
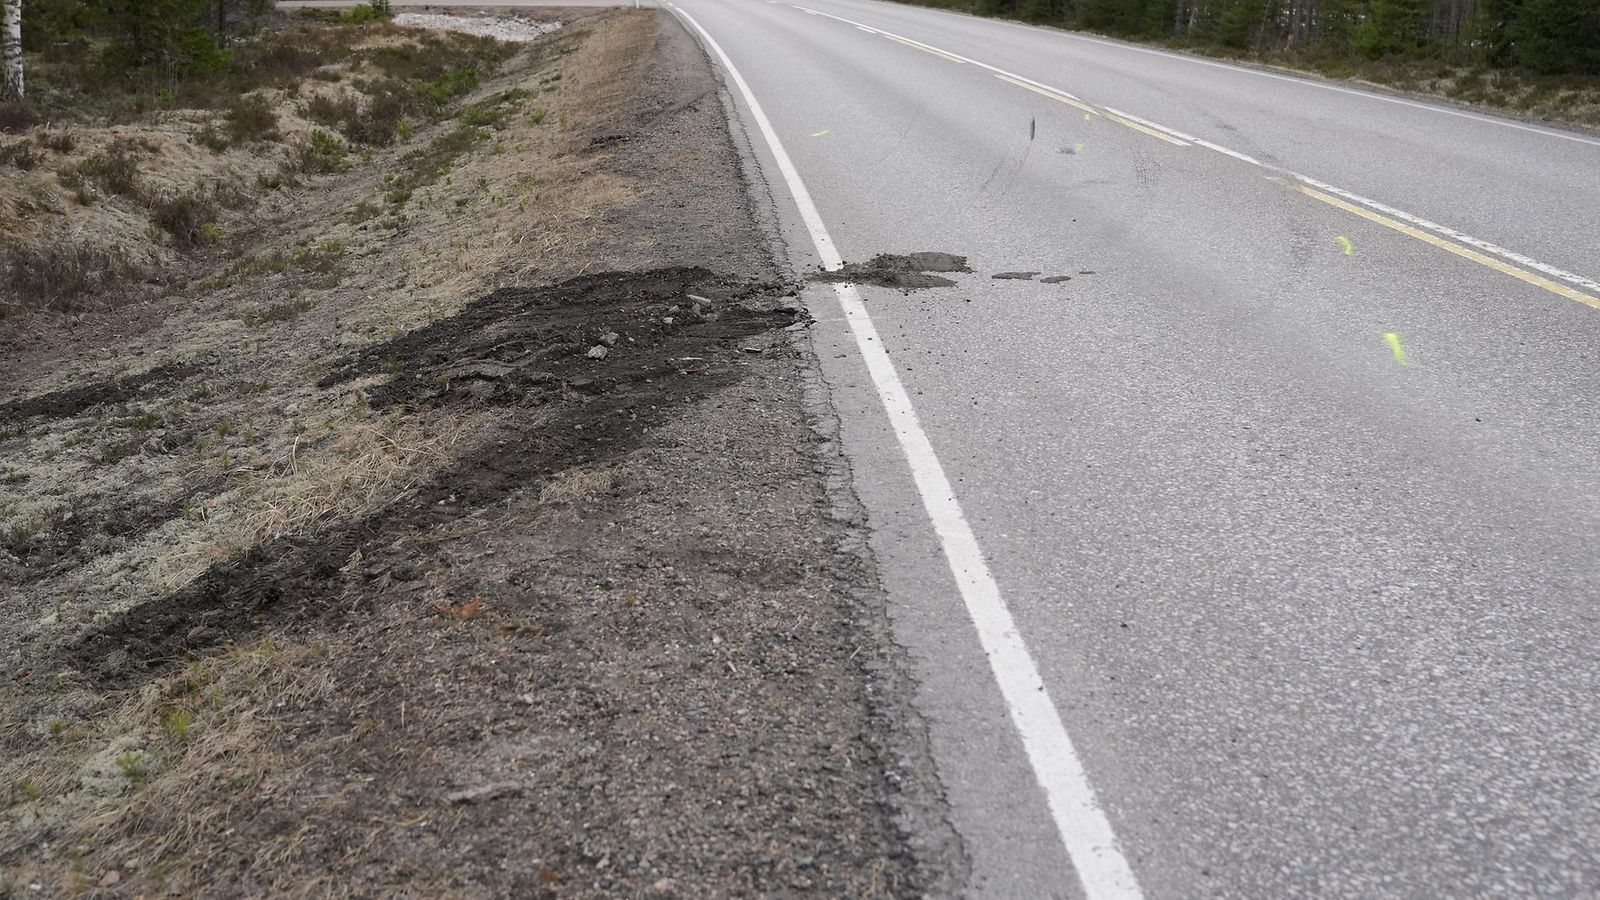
xmin=66 ymin=268 xmax=800 ymax=683
xmin=814 ymin=251 xmax=972 ymax=289
xmin=1 ymin=8 xmax=959 ymax=897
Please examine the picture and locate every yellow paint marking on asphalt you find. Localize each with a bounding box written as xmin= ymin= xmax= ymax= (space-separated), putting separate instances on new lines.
xmin=993 ymin=74 xmax=1099 ymax=116
xmin=1098 ymin=110 xmax=1189 ymax=146
xmin=1337 ymin=235 xmax=1354 ymax=255
xmin=811 ymin=129 xmax=829 ymax=137
xmin=883 ymin=33 xmax=966 ymax=64
xmin=1384 ymin=332 xmax=1410 ymax=366
xmin=1296 ymin=184 xmax=1600 ymax=312
xmin=992 ymin=74 xmax=1185 ymax=145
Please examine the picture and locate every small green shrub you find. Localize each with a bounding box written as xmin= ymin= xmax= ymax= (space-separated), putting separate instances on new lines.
xmin=415 ymin=66 xmax=480 ymax=106
xmin=292 ymin=129 xmax=350 ymax=174
xmin=114 ymin=751 xmax=150 ymax=785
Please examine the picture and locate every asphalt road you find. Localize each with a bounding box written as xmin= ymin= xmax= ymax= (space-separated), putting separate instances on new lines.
xmin=654 ymin=1 xmax=1600 ymax=897
xmin=320 ymin=1 xmax=1600 ymax=894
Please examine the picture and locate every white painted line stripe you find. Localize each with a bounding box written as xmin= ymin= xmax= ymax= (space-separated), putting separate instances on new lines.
xmin=1192 ymin=138 xmax=1263 ymax=166
xmin=789 ymin=1 xmax=1600 ymax=300
xmin=1102 ymin=105 xmax=1197 ymax=142
xmin=855 ymin=24 xmax=877 ymax=32
xmin=666 ymin=3 xmax=1144 ymax=898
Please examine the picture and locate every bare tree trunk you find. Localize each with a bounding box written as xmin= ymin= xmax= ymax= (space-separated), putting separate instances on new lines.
xmin=1 ymin=0 xmax=22 ymax=102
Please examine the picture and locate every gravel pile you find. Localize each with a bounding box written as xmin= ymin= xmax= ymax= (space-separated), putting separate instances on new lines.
xmin=393 ymin=13 xmax=563 ymax=43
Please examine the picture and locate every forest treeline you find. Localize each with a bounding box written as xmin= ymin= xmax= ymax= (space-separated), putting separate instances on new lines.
xmin=17 ymin=0 xmax=392 ymax=79
xmin=900 ymin=0 xmax=1600 ymax=75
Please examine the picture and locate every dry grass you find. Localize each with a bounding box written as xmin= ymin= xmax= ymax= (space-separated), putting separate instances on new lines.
xmin=539 ymin=464 xmax=622 ymax=504
xmin=145 ymin=411 xmax=496 ymax=595
xmin=1 ymin=13 xmax=663 ymax=891
xmin=0 ymin=636 xmax=337 ymax=895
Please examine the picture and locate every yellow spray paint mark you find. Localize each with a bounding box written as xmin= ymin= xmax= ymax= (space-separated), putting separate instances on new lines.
xmin=811 ymin=129 xmax=829 ymax=137
xmin=1384 ymin=332 xmax=1409 ymax=366
xmin=1296 ymin=183 xmax=1600 ymax=312
xmin=1075 ymin=141 xmax=1085 ymax=154
xmin=1084 ymin=111 xmax=1092 ymax=121
xmin=1337 ymin=235 xmax=1354 ymax=256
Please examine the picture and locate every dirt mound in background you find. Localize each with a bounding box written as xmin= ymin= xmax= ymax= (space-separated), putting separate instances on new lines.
xmin=66 ymin=268 xmax=800 ymax=683
xmin=814 ymin=251 xmax=971 ymax=289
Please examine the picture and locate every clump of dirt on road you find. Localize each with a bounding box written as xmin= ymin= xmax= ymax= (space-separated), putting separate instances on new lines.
xmin=814 ymin=251 xmax=972 ymax=289
xmin=1 ymin=7 xmax=959 ymax=897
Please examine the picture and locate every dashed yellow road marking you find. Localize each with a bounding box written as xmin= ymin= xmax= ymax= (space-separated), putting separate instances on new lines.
xmin=883 ymin=33 xmax=966 ymax=64
xmin=992 ymin=74 xmax=1187 ymax=146
xmin=1296 ymin=184 xmax=1600 ymax=312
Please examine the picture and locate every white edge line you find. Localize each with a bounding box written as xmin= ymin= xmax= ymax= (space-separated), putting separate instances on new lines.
xmin=790 ymin=2 xmax=1600 ymax=296
xmin=665 ymin=3 xmax=1145 ymax=898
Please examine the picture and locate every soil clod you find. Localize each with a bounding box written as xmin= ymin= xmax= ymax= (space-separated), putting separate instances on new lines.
xmin=992 ymin=271 xmax=1041 ymax=280
xmin=813 ymin=252 xmax=971 ymax=290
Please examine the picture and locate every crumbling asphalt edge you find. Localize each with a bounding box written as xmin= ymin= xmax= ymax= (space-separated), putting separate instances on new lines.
xmin=700 ymin=17 xmax=974 ymax=895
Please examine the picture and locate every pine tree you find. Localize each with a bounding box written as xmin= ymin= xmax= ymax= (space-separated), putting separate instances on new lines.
xmin=1514 ymin=0 xmax=1600 ymax=73
xmin=92 ymin=0 xmax=228 ymax=76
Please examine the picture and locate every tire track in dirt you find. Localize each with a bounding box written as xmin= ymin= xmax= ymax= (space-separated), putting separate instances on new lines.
xmin=65 ymin=267 xmax=800 ymax=683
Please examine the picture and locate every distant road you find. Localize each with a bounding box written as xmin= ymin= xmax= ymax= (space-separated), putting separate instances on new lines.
xmin=346 ymin=0 xmax=1600 ymax=895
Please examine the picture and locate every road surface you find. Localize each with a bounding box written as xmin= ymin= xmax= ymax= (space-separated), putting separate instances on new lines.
xmin=659 ymin=0 xmax=1600 ymax=897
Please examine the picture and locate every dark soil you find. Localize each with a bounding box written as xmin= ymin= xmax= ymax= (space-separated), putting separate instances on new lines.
xmin=992 ymin=270 xmax=1041 ymax=280
xmin=1 ymin=483 xmax=215 ymax=584
xmin=813 ymin=252 xmax=971 ymax=290
xmin=0 ymin=362 xmax=199 ymax=423
xmin=67 ymin=268 xmax=800 ymax=684
xmin=1040 ymin=274 xmax=1073 ymax=284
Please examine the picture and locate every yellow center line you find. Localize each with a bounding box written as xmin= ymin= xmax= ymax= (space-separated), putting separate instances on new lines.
xmin=1296 ymin=184 xmax=1600 ymax=312
xmin=883 ymin=33 xmax=966 ymax=64
xmin=993 ymin=73 xmax=1098 ymax=116
xmin=1099 ymin=111 xmax=1190 ymax=146
xmin=992 ymin=74 xmax=1187 ymax=146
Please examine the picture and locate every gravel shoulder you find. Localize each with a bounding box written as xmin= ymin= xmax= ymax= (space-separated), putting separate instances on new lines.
xmin=0 ymin=8 xmax=961 ymax=896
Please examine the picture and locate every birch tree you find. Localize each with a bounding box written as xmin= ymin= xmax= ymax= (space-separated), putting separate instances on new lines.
xmin=2 ymin=0 xmax=22 ymax=101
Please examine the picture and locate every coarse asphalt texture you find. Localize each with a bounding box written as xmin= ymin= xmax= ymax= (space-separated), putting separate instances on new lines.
xmin=319 ymin=1 xmax=1600 ymax=897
